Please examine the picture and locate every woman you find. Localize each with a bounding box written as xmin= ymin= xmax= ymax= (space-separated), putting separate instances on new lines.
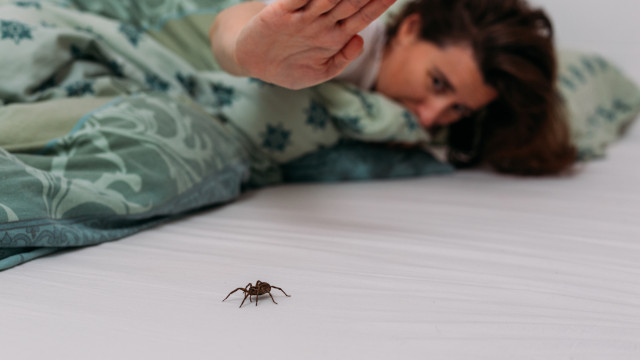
xmin=210 ymin=0 xmax=577 ymax=175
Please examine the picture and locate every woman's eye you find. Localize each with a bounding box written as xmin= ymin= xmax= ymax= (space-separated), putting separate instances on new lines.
xmin=431 ymin=76 xmax=445 ymax=92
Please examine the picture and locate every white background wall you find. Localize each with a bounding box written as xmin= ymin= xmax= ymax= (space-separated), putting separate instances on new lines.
xmin=531 ymin=0 xmax=640 ymax=82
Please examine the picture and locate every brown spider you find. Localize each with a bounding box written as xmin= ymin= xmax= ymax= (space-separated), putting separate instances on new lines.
xmin=222 ymin=280 xmax=291 ymax=308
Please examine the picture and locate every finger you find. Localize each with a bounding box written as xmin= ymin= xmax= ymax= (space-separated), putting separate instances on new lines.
xmin=327 ymin=34 xmax=364 ymax=75
xmin=341 ymin=0 xmax=396 ymax=33
xmin=341 ymin=34 xmax=365 ymax=61
xmin=277 ymin=0 xmax=311 ymax=12
xmin=325 ymin=0 xmax=371 ymax=22
xmin=302 ymin=0 xmax=340 ymax=15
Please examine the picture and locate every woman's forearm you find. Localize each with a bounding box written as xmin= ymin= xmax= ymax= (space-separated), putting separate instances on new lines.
xmin=209 ymin=1 xmax=266 ymax=77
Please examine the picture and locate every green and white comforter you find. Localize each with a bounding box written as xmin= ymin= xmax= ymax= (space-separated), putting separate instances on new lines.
xmin=0 ymin=0 xmax=449 ymax=270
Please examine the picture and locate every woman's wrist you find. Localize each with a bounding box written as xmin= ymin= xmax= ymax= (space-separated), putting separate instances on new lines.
xmin=209 ymin=2 xmax=266 ymax=77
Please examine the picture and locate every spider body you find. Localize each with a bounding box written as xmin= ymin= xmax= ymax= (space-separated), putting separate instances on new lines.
xmin=223 ymin=280 xmax=290 ymax=308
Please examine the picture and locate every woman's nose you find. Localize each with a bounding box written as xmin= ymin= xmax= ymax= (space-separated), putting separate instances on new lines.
xmin=412 ymin=98 xmax=451 ymax=128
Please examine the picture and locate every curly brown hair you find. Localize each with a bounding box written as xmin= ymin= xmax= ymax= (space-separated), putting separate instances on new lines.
xmin=387 ymin=0 xmax=576 ymax=175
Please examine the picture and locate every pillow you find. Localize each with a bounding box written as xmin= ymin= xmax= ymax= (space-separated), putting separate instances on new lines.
xmin=557 ymin=50 xmax=640 ymax=159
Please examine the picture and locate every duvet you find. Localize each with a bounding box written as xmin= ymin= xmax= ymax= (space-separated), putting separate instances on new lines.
xmin=0 ymin=0 xmax=449 ymax=269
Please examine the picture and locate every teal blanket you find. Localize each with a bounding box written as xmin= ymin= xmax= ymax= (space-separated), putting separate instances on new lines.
xmin=0 ymin=93 xmax=249 ymax=269
xmin=0 ymin=0 xmax=452 ymax=270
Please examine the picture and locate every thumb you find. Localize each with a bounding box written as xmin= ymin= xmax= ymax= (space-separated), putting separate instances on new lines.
xmin=328 ymin=34 xmax=364 ymax=76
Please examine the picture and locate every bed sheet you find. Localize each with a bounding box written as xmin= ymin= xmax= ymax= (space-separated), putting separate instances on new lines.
xmin=1 ymin=110 xmax=639 ymax=360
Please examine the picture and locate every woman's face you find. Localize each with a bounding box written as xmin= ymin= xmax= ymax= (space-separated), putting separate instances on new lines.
xmin=375 ymin=14 xmax=498 ymax=129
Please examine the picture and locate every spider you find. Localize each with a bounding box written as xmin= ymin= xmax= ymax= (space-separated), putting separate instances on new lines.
xmin=222 ymin=280 xmax=291 ymax=308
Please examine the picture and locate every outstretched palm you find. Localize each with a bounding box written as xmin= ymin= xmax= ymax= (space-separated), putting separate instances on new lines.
xmin=235 ymin=0 xmax=396 ymax=89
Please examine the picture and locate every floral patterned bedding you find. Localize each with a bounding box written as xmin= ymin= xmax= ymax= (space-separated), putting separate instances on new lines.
xmin=0 ymin=0 xmax=450 ymax=270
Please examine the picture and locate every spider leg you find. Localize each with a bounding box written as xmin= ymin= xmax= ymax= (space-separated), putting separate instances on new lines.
xmin=239 ymin=292 xmax=250 ymax=308
xmin=267 ymin=292 xmax=278 ymax=304
xmin=222 ymin=288 xmax=247 ymax=302
xmin=271 ymin=286 xmax=291 ymax=297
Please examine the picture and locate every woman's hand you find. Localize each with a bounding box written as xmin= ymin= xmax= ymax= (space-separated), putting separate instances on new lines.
xmin=210 ymin=0 xmax=396 ymax=90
